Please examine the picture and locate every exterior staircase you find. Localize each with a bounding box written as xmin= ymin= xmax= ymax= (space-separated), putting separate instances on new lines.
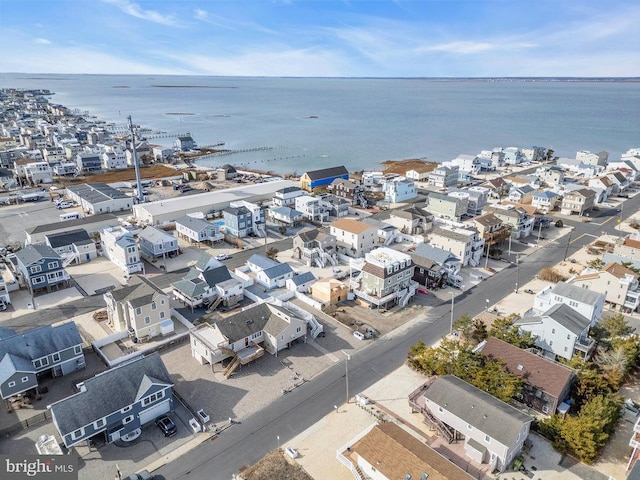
xmin=223 ymin=356 xmax=241 ymax=378
xmin=207 ymin=295 xmax=223 ymax=312
xmin=421 ymin=406 xmax=454 ymax=443
xmin=61 ymin=251 xmax=79 ymax=267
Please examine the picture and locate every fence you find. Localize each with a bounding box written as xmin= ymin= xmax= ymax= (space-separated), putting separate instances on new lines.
xmin=0 ymin=410 xmax=52 ymax=439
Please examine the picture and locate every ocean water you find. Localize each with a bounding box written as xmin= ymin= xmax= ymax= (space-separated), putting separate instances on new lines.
xmin=1 ymin=74 xmax=638 ymax=174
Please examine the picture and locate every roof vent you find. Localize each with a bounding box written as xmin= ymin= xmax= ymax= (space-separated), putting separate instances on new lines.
xmin=246 ymin=320 xmax=253 ymax=325
xmin=517 ymin=364 xmax=524 ymax=371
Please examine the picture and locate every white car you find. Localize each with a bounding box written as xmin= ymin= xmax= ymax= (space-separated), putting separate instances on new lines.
xmin=215 ymin=253 xmax=230 ymax=261
xmin=57 ymin=202 xmax=73 ymax=209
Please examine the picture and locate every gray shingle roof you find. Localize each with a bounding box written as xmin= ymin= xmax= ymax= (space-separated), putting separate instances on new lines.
xmin=248 ymin=254 xmax=279 ymax=271
xmin=26 ymin=213 xmax=118 ymax=235
xmin=138 ymin=226 xmax=175 ymax=244
xmin=66 ymin=183 xmax=129 ymax=203
xmin=413 ymin=243 xmax=459 ymax=266
xmin=49 ymin=353 xmax=172 ymax=436
xmin=0 ymin=323 xmax=82 ymax=382
xmin=552 ymin=281 xmax=604 ymax=306
xmin=517 ymin=304 xmax=591 ymax=335
xmin=45 ymin=229 xmax=92 ymax=249
xmin=290 ymin=271 xmax=316 ymax=286
xmin=204 ymin=303 xmax=294 ymax=342
xmin=14 ymin=244 xmax=60 ymax=266
xmin=175 ymin=215 xmax=214 ymax=233
xmin=109 ymin=276 xmax=167 ymax=308
xmin=423 ymin=375 xmax=532 ymax=446
xmin=304 ymin=166 xmax=348 ymax=181
xmin=263 ymin=263 xmax=294 ymax=279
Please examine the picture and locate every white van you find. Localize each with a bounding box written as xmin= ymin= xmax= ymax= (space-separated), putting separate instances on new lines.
xmin=60 ymin=212 xmax=80 ymax=221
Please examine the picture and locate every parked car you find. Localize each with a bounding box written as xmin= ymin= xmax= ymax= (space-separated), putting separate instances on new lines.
xmin=416 ymin=287 xmax=429 ymax=294
xmin=155 ymin=415 xmax=177 ymax=437
xmin=123 ymin=470 xmax=153 ymax=480
xmin=524 ymin=288 xmax=534 ymax=294
xmin=57 ymin=201 xmax=73 ymax=209
xmin=215 ymin=253 xmax=230 ymax=261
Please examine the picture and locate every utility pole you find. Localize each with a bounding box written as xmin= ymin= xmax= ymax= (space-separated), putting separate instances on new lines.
xmin=128 ymin=116 xmax=145 ymax=205
xmin=342 ymin=351 xmax=351 ymax=405
xmin=563 ymin=228 xmax=573 ymax=261
xmin=538 ymin=218 xmax=543 ymax=241
xmin=514 ymin=254 xmax=520 ymax=293
xmin=449 ymin=291 xmax=455 ymax=335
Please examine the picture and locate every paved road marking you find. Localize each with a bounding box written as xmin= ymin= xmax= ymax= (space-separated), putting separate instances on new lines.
xmin=307 ymin=339 xmax=340 ymax=363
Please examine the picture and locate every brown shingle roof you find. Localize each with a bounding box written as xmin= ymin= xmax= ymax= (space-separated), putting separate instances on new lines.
xmin=347 ymin=423 xmax=474 ymax=480
xmin=603 ymin=262 xmax=639 ymax=280
xmin=473 ymin=213 xmax=502 ymax=228
xmin=623 ymin=238 xmax=640 ymax=249
xmin=481 ymin=337 xmax=574 ymax=400
xmin=330 ymin=218 xmax=376 ymax=235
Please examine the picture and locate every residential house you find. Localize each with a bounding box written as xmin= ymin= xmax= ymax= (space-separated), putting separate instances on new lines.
xmin=100 ymin=226 xmax=143 ymax=275
xmin=385 ymin=207 xmax=432 ymax=235
xmin=468 ymin=213 xmax=511 ymax=253
xmin=484 ymin=205 xmax=535 ymax=240
xmin=448 ymin=154 xmax=481 ymax=178
xmin=427 ymin=165 xmax=459 ymax=188
xmin=515 ymin=304 xmax=596 ymax=360
xmin=462 ymin=186 xmax=489 ymax=216
xmin=172 ymin=254 xmax=240 ymax=310
xmin=531 ymin=191 xmax=560 ymax=214
xmin=174 ymin=135 xmax=196 ymax=151
xmin=190 ymin=303 xmax=307 ymax=374
xmin=175 ymin=215 xmax=223 ymax=244
xmin=587 ymin=176 xmax=614 ymax=203
xmin=352 ymin=247 xmax=416 ymax=308
xmin=481 ymin=177 xmax=510 ymax=198
xmin=321 ymin=194 xmax=350 ymax=219
xmin=286 ymin=271 xmax=316 ymax=292
xmin=521 ymin=146 xmax=548 ymax=163
xmin=405 ymin=163 xmax=434 ymax=182
xmin=310 ymin=278 xmax=349 ymax=305
xmin=500 ymin=146 xmax=524 ymax=165
xmin=556 ymin=157 xmax=602 ymax=176
xmin=49 ymin=353 xmax=173 ymax=447
xmin=607 ymin=171 xmax=630 ymax=195
xmin=293 ymin=195 xmax=327 ymax=222
xmin=66 ymin=183 xmax=132 ymax=214
xmin=569 ymin=263 xmax=640 ymax=313
xmin=409 ymin=375 xmax=533 ymax=473
xmin=0 ymin=323 xmax=84 ymax=400
xmin=329 ymin=218 xmax=378 ymax=258
xmin=429 ymin=226 xmax=484 ymax=267
xmin=44 ymin=229 xmax=97 ymax=265
xmin=328 ymin=178 xmax=366 ymax=206
xmin=560 ymin=188 xmax=596 ymax=216
xmin=126 ymin=141 xmax=153 ymax=166
xmin=614 ymin=237 xmax=640 ymax=261
xmin=53 ymin=162 xmax=77 ymax=176
xmin=14 ymin=244 xmax=69 ymax=293
xmin=104 ymin=275 xmax=173 ymax=340
xmin=300 ymin=166 xmax=349 ymax=191
xmin=223 ymin=201 xmax=266 ymax=238
xmin=425 ymin=192 xmax=465 ymax=222
xmin=480 ymin=337 xmax=574 ymax=415
xmin=383 ymin=176 xmax=417 ymax=203
xmin=20 ymin=160 xmax=54 ymax=185
xmin=535 ymin=166 xmax=565 ymax=187
xmin=292 ymin=228 xmax=338 ymax=268
xmin=410 ymin=244 xmax=460 ymax=289
xmin=505 ymin=175 xmax=541 ymax=189
xmin=215 ymin=164 xmax=237 ymax=180
xmin=268 ymin=206 xmax=304 ymax=226
xmin=138 ymin=226 xmax=178 ymax=259
xmin=75 ymin=152 xmax=102 ymax=172
xmin=576 ymin=150 xmax=608 ymax=167
xmin=628 ymin=417 xmax=640 ymax=474
xmin=533 ymin=281 xmax=605 ymax=326
xmin=272 ymin=186 xmax=305 ymax=208
xmin=360 ymin=218 xmax=399 ymax=247
xmin=0 ymin=275 xmax=10 ymax=307
xmin=508 ymin=185 xmax=536 ymax=204
xmin=360 ymin=171 xmax=385 ymax=191
xmin=246 ymin=254 xmax=295 ymax=290
xmin=338 ymin=422 xmax=475 ymax=480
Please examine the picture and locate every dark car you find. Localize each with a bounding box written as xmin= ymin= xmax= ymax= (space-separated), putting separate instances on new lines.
xmin=155 ymin=416 xmax=177 ymax=437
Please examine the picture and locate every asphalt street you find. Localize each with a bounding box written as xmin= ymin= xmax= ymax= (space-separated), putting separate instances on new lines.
xmin=155 ymin=194 xmax=640 ymax=480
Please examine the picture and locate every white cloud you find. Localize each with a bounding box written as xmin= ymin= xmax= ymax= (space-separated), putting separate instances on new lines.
xmin=415 ymin=41 xmax=536 ymax=55
xmin=194 ymin=8 xmax=208 ymax=21
xmin=33 ymin=38 xmax=51 ymax=45
xmin=101 ymin=0 xmax=181 ymax=26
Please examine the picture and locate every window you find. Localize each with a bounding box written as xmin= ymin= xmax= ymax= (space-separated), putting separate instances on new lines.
xmin=71 ymin=428 xmax=84 ymax=440
xmin=32 ymin=276 xmax=45 ymax=285
xmin=160 ymin=311 xmax=165 ymax=319
xmin=542 ymin=406 xmax=550 ymax=414
xmin=484 ymin=434 xmax=491 ymax=443
xmin=551 ymin=328 xmax=555 ymax=334
xmin=47 ymin=262 xmax=57 ymax=269
xmin=74 ymin=346 xmax=82 ymax=355
xmin=52 ymin=352 xmax=60 ymax=362
xmin=160 ymin=299 xmax=165 ymax=305
xmin=567 ymin=334 xmax=570 ymax=340
xmin=34 ymin=357 xmax=49 ymax=368
xmin=142 ymin=390 xmax=165 ymax=406
xmin=94 ymin=418 xmax=106 ymax=429
xmin=296 ymin=327 xmax=301 ymax=333
xmin=136 ymin=307 xmax=141 ymax=315
xmin=123 ymin=415 xmax=134 ymax=424
xmin=144 ymin=316 xmax=150 ymax=325
xmin=121 ymin=405 xmax=132 ymax=413
xmin=22 ymin=376 xmax=30 ymax=383
xmin=151 ymin=302 xmax=157 ymax=310
xmin=8 ymin=381 xmax=15 ymax=388
xmin=30 ymin=265 xmax=42 ymax=274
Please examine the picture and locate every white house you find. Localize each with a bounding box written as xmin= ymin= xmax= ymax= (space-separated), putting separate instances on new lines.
xmin=409 ymin=375 xmax=532 ymax=473
xmin=531 ymin=281 xmax=605 ymax=326
xmin=383 ymin=176 xmax=417 ymax=203
xmin=100 ymin=226 xmax=143 ymax=275
xmin=246 ymin=254 xmax=295 ymax=290
xmin=429 ymin=226 xmax=484 ymax=267
xmin=329 ymin=218 xmax=378 ymax=258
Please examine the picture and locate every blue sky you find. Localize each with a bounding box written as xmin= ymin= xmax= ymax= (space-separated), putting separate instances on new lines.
xmin=1 ymin=0 xmax=639 ymax=77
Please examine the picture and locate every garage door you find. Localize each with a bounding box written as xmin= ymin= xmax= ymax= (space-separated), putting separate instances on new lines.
xmin=138 ymin=399 xmax=171 ymax=425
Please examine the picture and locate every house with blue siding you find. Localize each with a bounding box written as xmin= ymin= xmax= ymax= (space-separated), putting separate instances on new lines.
xmin=138 ymin=226 xmax=178 ymax=259
xmin=13 ymin=244 xmax=69 ymax=294
xmin=223 ymin=201 xmax=266 ymax=238
xmin=0 ymin=323 xmax=85 ymax=399
xmin=49 ymin=353 xmax=173 ymax=448
xmin=300 ymin=166 xmax=349 ymax=191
